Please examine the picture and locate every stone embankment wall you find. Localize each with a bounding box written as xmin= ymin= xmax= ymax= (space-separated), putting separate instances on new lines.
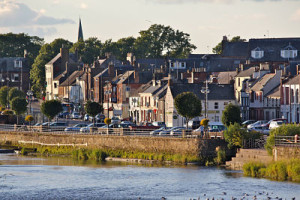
xmin=0 ymin=131 xmax=228 ymax=157
xmin=273 ymin=146 xmax=300 ymax=161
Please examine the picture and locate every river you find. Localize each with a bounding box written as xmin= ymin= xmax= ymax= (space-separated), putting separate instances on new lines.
xmin=0 ymin=154 xmax=299 ymax=200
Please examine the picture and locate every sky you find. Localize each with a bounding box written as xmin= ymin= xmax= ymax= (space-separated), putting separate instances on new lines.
xmin=0 ymin=0 xmax=300 ymax=53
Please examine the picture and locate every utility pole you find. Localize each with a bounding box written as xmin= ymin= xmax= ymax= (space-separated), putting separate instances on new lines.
xmin=201 ymin=80 xmax=210 ymax=119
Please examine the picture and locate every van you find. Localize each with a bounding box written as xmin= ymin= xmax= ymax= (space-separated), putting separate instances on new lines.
xmin=208 ymin=122 xmax=225 ymax=132
xmin=188 ymin=120 xmax=201 ymax=129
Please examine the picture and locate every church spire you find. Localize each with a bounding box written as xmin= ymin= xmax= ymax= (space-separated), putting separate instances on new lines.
xmin=78 ymin=18 xmax=84 ymax=41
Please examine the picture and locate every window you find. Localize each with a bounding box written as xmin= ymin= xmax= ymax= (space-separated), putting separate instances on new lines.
xmin=251 ymin=47 xmax=264 ymax=59
xmin=54 ymin=83 xmax=57 ymax=88
xmin=215 ymin=116 xmax=219 ymax=122
xmin=214 ymin=102 xmax=219 ymax=109
xmin=12 ymin=73 xmax=19 ymax=82
xmin=296 ymin=89 xmax=299 ymax=103
xmin=14 ymin=60 xmax=22 ymax=68
xmin=238 ymin=78 xmax=240 ymax=87
xmin=281 ymin=44 xmax=297 ymax=59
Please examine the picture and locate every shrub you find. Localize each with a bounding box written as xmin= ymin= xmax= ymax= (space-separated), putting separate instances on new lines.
xmin=25 ymin=115 xmax=34 ymax=122
xmin=243 ymin=161 xmax=265 ymax=177
xmin=265 ymin=161 xmax=287 ymax=181
xmin=214 ymin=148 xmax=226 ymax=165
xmin=224 ymin=123 xmax=262 ymax=149
xmin=265 ymin=124 xmax=300 ymax=155
xmin=287 ymin=159 xmax=300 ymax=182
xmin=104 ymin=118 xmax=111 ymax=125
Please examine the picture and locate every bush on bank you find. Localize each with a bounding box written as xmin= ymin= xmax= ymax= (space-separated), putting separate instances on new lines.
xmin=243 ymin=159 xmax=300 ymax=182
xmin=265 ymin=124 xmax=300 ymax=155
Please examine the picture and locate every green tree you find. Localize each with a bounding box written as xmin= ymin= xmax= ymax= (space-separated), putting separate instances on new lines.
xmin=134 ymin=24 xmax=196 ymax=58
xmin=70 ymin=37 xmax=102 ymax=64
xmin=174 ymin=92 xmax=202 ymax=129
xmin=40 ymin=100 xmax=63 ymax=121
xmin=84 ymin=101 xmax=103 ymax=125
xmin=222 ymin=104 xmax=242 ymax=127
xmin=11 ymin=97 xmax=28 ymax=124
xmin=8 ymin=88 xmax=25 ymax=102
xmin=0 ymin=86 xmax=10 ymax=107
xmin=30 ymin=38 xmax=73 ymax=98
xmin=212 ymin=36 xmax=246 ymax=54
xmin=115 ymin=37 xmax=136 ymax=61
xmin=0 ymin=33 xmax=44 ymax=66
xmin=224 ymin=123 xmax=261 ymax=149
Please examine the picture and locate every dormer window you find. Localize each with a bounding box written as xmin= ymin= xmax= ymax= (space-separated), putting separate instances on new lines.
xmin=251 ymin=47 xmax=264 ymax=59
xmin=14 ymin=60 xmax=22 ymax=68
xmin=281 ymin=44 xmax=297 ymax=59
xmin=169 ymin=61 xmax=186 ymax=69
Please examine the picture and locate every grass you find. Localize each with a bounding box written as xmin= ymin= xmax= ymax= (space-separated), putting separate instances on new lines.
xmin=243 ymin=159 xmax=300 ymax=183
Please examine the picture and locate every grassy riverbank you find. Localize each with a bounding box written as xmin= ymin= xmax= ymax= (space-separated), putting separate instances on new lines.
xmin=243 ymin=159 xmax=300 ymax=182
xmin=16 ymin=145 xmax=204 ymax=164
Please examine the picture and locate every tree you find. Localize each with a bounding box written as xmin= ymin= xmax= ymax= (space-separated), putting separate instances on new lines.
xmin=212 ymin=36 xmax=246 ymax=54
xmin=174 ymin=92 xmax=202 ymax=129
xmin=25 ymin=115 xmax=34 ymax=126
xmin=84 ymin=101 xmax=103 ymax=125
xmin=222 ymin=104 xmax=242 ymax=127
xmin=11 ymin=97 xmax=28 ymax=124
xmin=30 ymin=38 xmax=73 ymax=98
xmin=70 ymin=37 xmax=102 ymax=64
xmin=40 ymin=100 xmax=63 ymax=122
xmin=0 ymin=86 xmax=9 ymax=107
xmin=8 ymin=88 xmax=25 ymax=102
xmin=134 ymin=24 xmax=196 ymax=58
xmin=0 ymin=33 xmax=44 ymax=66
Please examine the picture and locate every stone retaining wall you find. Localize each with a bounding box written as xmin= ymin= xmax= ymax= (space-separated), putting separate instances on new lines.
xmin=274 ymin=146 xmax=300 ymax=161
xmin=0 ymin=131 xmax=228 ymax=157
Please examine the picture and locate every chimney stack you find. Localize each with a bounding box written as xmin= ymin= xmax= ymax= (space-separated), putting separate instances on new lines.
xmin=167 ymin=74 xmax=173 ymax=87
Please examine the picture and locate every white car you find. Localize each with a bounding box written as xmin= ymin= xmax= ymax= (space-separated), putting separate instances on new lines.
xmin=269 ymin=121 xmax=284 ymax=129
xmin=71 ymin=112 xmax=82 ymax=119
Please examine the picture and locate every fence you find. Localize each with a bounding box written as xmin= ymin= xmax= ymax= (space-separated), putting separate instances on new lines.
xmin=274 ymin=135 xmax=300 ymax=147
xmin=0 ymin=124 xmax=190 ymax=138
xmin=243 ymin=136 xmax=267 ymax=149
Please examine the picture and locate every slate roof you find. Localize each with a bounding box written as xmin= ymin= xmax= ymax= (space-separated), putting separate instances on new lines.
xmin=265 ymin=85 xmax=280 ymax=98
xmin=284 ymin=74 xmax=300 ymax=85
xmin=170 ymin=83 xmax=235 ymax=100
xmin=0 ymin=57 xmax=29 ymax=72
xmin=250 ymin=73 xmax=275 ymax=92
xmin=222 ymin=41 xmax=249 ymax=57
xmin=60 ymin=70 xmax=84 ymax=86
xmin=141 ymin=80 xmax=168 ymax=95
xmin=236 ymin=67 xmax=256 ymax=77
xmin=94 ymin=68 xmax=108 ymax=78
xmin=46 ymin=53 xmax=77 ymax=65
xmin=216 ymin=71 xmax=237 ymax=84
xmin=248 ymin=38 xmax=300 ymax=62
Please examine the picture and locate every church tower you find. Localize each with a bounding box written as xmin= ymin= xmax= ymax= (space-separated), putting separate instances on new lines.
xmin=78 ymin=18 xmax=84 ymax=41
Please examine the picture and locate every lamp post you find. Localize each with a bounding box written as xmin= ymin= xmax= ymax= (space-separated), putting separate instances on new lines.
xmin=201 ymin=80 xmax=210 ymax=119
xmin=6 ymin=77 xmax=10 ymax=108
xmin=27 ymin=90 xmax=33 ymax=114
xmin=105 ymin=80 xmax=111 ymax=118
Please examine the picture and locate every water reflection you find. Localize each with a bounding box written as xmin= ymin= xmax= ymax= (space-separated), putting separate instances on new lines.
xmin=0 ymin=154 xmax=299 ymax=200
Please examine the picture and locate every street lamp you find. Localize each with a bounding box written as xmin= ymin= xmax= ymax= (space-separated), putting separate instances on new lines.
xmin=105 ymin=80 xmax=111 ymax=118
xmin=201 ymin=80 xmax=210 ymax=119
xmin=6 ymin=77 xmax=10 ymax=108
xmin=27 ymin=90 xmax=33 ymax=114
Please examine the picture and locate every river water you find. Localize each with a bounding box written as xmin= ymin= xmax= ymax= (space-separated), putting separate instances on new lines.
xmin=0 ymin=154 xmax=299 ymax=200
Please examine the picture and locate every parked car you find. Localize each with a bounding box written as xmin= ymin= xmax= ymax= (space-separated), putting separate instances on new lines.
xmin=58 ymin=111 xmax=69 ymax=118
xmin=150 ymin=127 xmax=168 ymax=135
xmin=242 ymin=120 xmax=256 ymax=127
xmin=249 ymin=126 xmax=270 ymax=135
xmin=159 ymin=127 xmax=184 ymax=136
xmin=188 ymin=120 xmax=201 ymax=129
xmin=152 ymin=121 xmax=166 ymax=128
xmin=84 ymin=114 xmax=90 ymax=121
xmin=43 ymin=122 xmax=68 ymax=132
xmin=269 ymin=121 xmax=284 ymax=129
xmin=71 ymin=112 xmax=82 ymax=119
xmin=111 ymin=116 xmax=120 ymax=124
xmin=95 ymin=114 xmax=105 ymax=122
xmin=170 ymin=127 xmax=187 ymax=136
xmin=80 ymin=123 xmax=106 ymax=132
xmin=247 ymin=120 xmax=268 ymax=129
xmin=64 ymin=123 xmax=87 ymax=132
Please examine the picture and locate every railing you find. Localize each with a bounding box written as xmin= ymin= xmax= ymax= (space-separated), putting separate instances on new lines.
xmin=275 ymin=135 xmax=300 ymax=147
xmin=0 ymin=124 xmax=226 ymax=139
xmin=243 ymin=136 xmax=266 ymax=149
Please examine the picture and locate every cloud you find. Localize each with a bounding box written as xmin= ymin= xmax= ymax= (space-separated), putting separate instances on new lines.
xmin=80 ymin=3 xmax=88 ymax=9
xmin=148 ymin=0 xmax=298 ymax=4
xmin=291 ymin=8 xmax=300 ymax=21
xmin=0 ymin=0 xmax=75 ymax=27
